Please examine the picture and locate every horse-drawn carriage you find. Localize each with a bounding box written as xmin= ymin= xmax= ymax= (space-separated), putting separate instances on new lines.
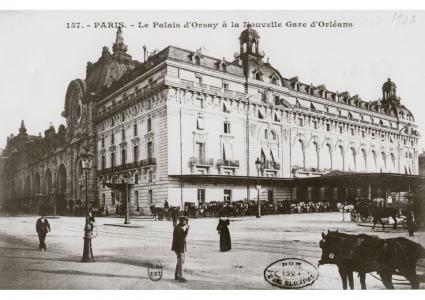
xmin=350 ymin=199 xmax=372 ymax=223
xmin=184 ymin=202 xmax=204 ymax=218
xmin=348 ymin=198 xmax=405 ymax=230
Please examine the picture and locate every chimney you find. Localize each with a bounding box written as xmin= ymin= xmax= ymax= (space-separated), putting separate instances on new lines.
xmin=143 ymin=45 xmax=147 ymax=62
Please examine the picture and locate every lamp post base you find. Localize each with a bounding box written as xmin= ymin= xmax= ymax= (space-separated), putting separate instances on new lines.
xmin=81 ymin=226 xmax=94 ymax=263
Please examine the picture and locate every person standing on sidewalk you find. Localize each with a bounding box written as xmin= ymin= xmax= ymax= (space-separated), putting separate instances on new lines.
xmin=171 ymin=216 xmax=189 ymax=282
xmin=36 ymin=215 xmax=51 ymax=251
xmin=406 ymin=208 xmax=416 ymax=237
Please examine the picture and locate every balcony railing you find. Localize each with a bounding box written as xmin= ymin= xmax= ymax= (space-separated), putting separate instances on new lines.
xmin=291 ymin=165 xmax=331 ymax=174
xmin=98 ymin=158 xmax=156 ymax=174
xmin=264 ymin=160 xmax=280 ymax=170
xmin=216 ymin=159 xmax=240 ymax=168
xmin=189 ymin=157 xmax=214 ymax=166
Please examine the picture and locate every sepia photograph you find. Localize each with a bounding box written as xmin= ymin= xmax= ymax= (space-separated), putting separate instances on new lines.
xmin=0 ymin=10 xmax=424 ymax=290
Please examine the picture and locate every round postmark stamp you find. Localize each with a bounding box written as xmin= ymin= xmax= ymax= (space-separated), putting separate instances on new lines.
xmin=147 ymin=260 xmax=163 ymax=282
xmin=264 ymin=258 xmax=319 ymax=289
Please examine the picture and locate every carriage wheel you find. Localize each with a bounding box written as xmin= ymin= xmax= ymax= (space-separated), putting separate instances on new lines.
xmin=360 ymin=215 xmax=370 ymax=223
xmin=350 ymin=212 xmax=359 ymax=222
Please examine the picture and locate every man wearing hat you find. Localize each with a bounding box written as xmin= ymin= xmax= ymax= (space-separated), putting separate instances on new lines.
xmin=171 ymin=216 xmax=189 ymax=282
xmin=36 ymin=215 xmax=51 ymax=251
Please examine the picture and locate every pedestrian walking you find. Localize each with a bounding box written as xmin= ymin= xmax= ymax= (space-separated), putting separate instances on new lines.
xmin=171 ymin=216 xmax=189 ymax=282
xmin=217 ymin=218 xmax=231 ymax=252
xmin=36 ymin=215 xmax=51 ymax=251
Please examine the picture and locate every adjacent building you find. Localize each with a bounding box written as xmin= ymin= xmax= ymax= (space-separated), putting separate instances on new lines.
xmin=0 ymin=27 xmax=421 ymax=215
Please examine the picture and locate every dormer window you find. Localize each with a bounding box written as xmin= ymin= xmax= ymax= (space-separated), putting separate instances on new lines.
xmin=195 ymin=55 xmax=201 ymax=65
xmin=271 ymin=76 xmax=279 ymax=85
xmin=221 ymin=63 xmax=227 ymax=72
xmin=254 ymin=71 xmax=263 ymax=81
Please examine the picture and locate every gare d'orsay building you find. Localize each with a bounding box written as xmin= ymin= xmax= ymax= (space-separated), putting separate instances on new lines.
xmin=0 ymin=27 xmax=420 ymax=215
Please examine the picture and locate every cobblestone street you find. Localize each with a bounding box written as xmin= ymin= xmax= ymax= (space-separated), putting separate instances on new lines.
xmin=0 ymin=212 xmax=423 ymax=289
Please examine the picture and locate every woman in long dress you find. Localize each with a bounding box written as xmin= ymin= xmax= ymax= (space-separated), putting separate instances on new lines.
xmin=217 ymin=218 xmax=231 ymax=252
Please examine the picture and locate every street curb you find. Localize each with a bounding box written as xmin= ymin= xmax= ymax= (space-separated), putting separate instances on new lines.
xmin=103 ymin=223 xmax=144 ymax=228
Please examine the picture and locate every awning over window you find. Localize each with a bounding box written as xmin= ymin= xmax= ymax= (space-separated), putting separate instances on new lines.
xmin=297 ymin=98 xmax=310 ymax=108
xmin=223 ymin=143 xmax=233 ymax=160
xmin=261 ymin=147 xmax=270 ymax=161
xmin=270 ymin=147 xmax=279 ymax=161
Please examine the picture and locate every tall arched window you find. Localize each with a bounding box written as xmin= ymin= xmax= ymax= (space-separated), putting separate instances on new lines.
xmin=334 ymin=146 xmax=344 ymax=171
xmin=305 ymin=142 xmax=319 ymax=170
xmin=369 ymin=150 xmax=377 ymax=172
xmin=358 ymin=149 xmax=367 ymax=172
xmin=347 ymin=147 xmax=356 ymax=171
xmin=320 ymin=143 xmax=332 ymax=171
xmin=293 ymin=139 xmax=305 ymax=169
xmin=380 ymin=152 xmax=387 ymax=172
xmin=390 ymin=153 xmax=396 ymax=173
xmin=252 ymin=41 xmax=257 ymax=53
xmin=34 ymin=173 xmax=41 ymax=195
xmin=45 ymin=169 xmax=53 ymax=195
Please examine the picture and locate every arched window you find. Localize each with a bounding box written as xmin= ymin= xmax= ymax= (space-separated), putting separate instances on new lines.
xmin=252 ymin=41 xmax=257 ymax=53
xmin=369 ymin=150 xmax=377 ymax=171
xmin=380 ymin=152 xmax=387 ymax=172
xmin=34 ymin=173 xmax=41 ymax=195
xmin=390 ymin=153 xmax=396 ymax=173
xmin=242 ymin=42 xmax=247 ymax=53
xmin=320 ymin=143 xmax=332 ymax=171
xmin=293 ymin=139 xmax=305 ymax=169
xmin=305 ymin=142 xmax=319 ymax=170
xmin=358 ymin=149 xmax=367 ymax=172
xmin=45 ymin=169 xmax=53 ymax=195
xmin=334 ymin=146 xmax=344 ymax=171
xmin=347 ymin=147 xmax=356 ymax=171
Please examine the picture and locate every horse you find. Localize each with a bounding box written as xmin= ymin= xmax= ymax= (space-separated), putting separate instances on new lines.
xmin=370 ymin=206 xmax=398 ymax=230
xmin=149 ymin=205 xmax=164 ymax=220
xmin=319 ymin=230 xmax=425 ymax=289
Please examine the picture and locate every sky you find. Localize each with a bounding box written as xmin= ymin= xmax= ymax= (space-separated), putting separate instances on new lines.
xmin=0 ymin=10 xmax=424 ymax=151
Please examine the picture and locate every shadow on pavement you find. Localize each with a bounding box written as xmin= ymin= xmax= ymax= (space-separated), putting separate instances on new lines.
xmin=28 ymin=269 xmax=149 ymax=280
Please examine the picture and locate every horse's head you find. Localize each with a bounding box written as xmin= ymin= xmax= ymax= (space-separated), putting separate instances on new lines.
xmin=318 ymin=230 xmax=343 ymax=266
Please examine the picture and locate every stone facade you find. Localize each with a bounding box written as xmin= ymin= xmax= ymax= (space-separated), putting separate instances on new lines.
xmin=0 ymin=27 xmax=421 ymax=214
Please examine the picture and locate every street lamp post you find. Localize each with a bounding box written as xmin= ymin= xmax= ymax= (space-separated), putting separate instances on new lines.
xmin=80 ymin=149 xmax=94 ymax=263
xmin=123 ymin=174 xmax=131 ymax=225
xmin=255 ymin=157 xmax=264 ymax=218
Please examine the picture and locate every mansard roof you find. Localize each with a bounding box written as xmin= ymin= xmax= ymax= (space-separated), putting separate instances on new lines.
xmin=92 ymin=28 xmax=414 ymax=122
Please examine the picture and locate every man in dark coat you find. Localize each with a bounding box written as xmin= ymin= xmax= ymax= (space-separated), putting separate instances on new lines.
xmin=406 ymin=209 xmax=416 ymax=236
xmin=172 ymin=216 xmax=189 ymax=282
xmin=36 ymin=215 xmax=51 ymax=251
xmin=217 ymin=218 xmax=231 ymax=252
xmin=171 ymin=207 xmax=179 ymax=228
